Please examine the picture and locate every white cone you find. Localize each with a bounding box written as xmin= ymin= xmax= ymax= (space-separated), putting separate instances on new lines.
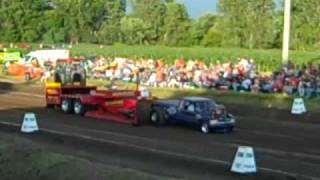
xmin=291 ymin=98 xmax=306 ymax=115
xmin=21 ymin=113 xmax=39 ymax=133
xmin=231 ymin=146 xmax=257 ymax=174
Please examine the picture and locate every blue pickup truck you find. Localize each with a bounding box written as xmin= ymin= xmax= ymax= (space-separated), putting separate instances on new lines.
xmin=150 ymin=96 xmax=235 ymax=133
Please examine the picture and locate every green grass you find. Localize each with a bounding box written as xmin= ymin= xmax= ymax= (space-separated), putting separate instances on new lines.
xmin=71 ymin=44 xmax=320 ymax=72
xmin=0 ymin=133 xmax=176 ymax=180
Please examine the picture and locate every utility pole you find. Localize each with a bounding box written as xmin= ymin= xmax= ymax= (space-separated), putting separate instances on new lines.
xmin=282 ymin=0 xmax=291 ymax=64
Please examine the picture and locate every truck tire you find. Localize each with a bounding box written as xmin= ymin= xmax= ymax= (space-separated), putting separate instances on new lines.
xmin=200 ymin=122 xmax=210 ymax=134
xmin=136 ymin=100 xmax=153 ymax=125
xmin=72 ymin=73 xmax=86 ymax=86
xmin=25 ymin=73 xmax=31 ymax=82
xmin=54 ymin=73 xmax=60 ymax=83
xmin=73 ymin=100 xmax=85 ymax=115
xmin=61 ymin=99 xmax=73 ymax=113
xmin=80 ymin=76 xmax=86 ymax=86
xmin=150 ymin=108 xmax=166 ymax=126
xmin=2 ymin=66 xmax=8 ymax=75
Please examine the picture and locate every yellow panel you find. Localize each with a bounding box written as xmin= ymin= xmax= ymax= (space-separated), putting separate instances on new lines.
xmin=45 ymin=82 xmax=61 ymax=88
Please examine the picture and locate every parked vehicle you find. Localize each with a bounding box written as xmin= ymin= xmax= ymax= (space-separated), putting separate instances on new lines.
xmin=21 ymin=49 xmax=70 ymax=67
xmin=4 ymin=49 xmax=69 ymax=81
xmin=150 ymin=97 xmax=235 ymax=133
xmin=4 ymin=58 xmax=43 ymax=81
xmin=0 ymin=50 xmax=21 ymax=64
xmin=1 ymin=49 xmax=22 ymax=73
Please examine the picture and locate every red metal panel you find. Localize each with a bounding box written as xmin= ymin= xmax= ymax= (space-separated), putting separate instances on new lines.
xmin=85 ymin=110 xmax=137 ymax=125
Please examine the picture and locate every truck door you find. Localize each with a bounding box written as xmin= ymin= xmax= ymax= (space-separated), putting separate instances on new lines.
xmin=177 ymin=100 xmax=197 ymax=124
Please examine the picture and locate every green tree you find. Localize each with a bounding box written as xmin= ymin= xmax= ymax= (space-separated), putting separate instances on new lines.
xmin=201 ymin=26 xmax=223 ymax=47
xmin=42 ymin=0 xmax=125 ymax=44
xmin=98 ymin=0 xmax=126 ymax=44
xmin=162 ymin=2 xmax=191 ymax=46
xmin=120 ymin=17 xmax=147 ymax=44
xmin=218 ymin=0 xmax=275 ymax=48
xmin=0 ymin=0 xmax=46 ymax=42
xmin=290 ymin=0 xmax=320 ymax=50
xmin=130 ymin=0 xmax=167 ymax=44
xmin=189 ymin=13 xmax=218 ymax=45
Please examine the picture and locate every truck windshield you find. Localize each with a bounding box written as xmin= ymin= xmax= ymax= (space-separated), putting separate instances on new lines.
xmin=23 ymin=56 xmax=32 ymax=64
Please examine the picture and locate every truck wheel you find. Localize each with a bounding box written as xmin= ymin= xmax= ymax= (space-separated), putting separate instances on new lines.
xmin=74 ymin=100 xmax=85 ymax=115
xmin=200 ymin=123 xmax=210 ymax=134
xmin=61 ymin=99 xmax=73 ymax=113
xmin=25 ymin=73 xmax=31 ymax=82
xmin=150 ymin=109 xmax=166 ymax=126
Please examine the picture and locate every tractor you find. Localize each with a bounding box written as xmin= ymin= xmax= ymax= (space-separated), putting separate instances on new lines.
xmin=54 ymin=58 xmax=86 ymax=86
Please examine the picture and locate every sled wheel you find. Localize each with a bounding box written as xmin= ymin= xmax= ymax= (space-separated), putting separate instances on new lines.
xmin=61 ymin=99 xmax=73 ymax=113
xmin=74 ymin=100 xmax=86 ymax=116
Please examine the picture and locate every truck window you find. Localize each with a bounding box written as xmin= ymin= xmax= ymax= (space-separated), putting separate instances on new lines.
xmin=24 ymin=56 xmax=32 ymax=64
xmin=195 ymin=101 xmax=216 ymax=112
xmin=187 ymin=103 xmax=195 ymax=112
xmin=180 ymin=100 xmax=191 ymax=111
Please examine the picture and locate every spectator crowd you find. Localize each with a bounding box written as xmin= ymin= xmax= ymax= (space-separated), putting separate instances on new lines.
xmin=73 ymin=56 xmax=320 ymax=98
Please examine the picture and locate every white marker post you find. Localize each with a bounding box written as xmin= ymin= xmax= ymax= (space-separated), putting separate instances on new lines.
xmin=21 ymin=113 xmax=39 ymax=133
xmin=231 ymin=146 xmax=257 ymax=174
xmin=291 ymin=98 xmax=306 ymax=115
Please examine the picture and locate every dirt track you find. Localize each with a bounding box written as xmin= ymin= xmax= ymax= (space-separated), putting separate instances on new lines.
xmin=0 ymin=83 xmax=320 ymax=180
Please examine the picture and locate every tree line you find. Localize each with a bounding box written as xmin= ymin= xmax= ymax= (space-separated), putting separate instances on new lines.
xmin=0 ymin=0 xmax=318 ymax=50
